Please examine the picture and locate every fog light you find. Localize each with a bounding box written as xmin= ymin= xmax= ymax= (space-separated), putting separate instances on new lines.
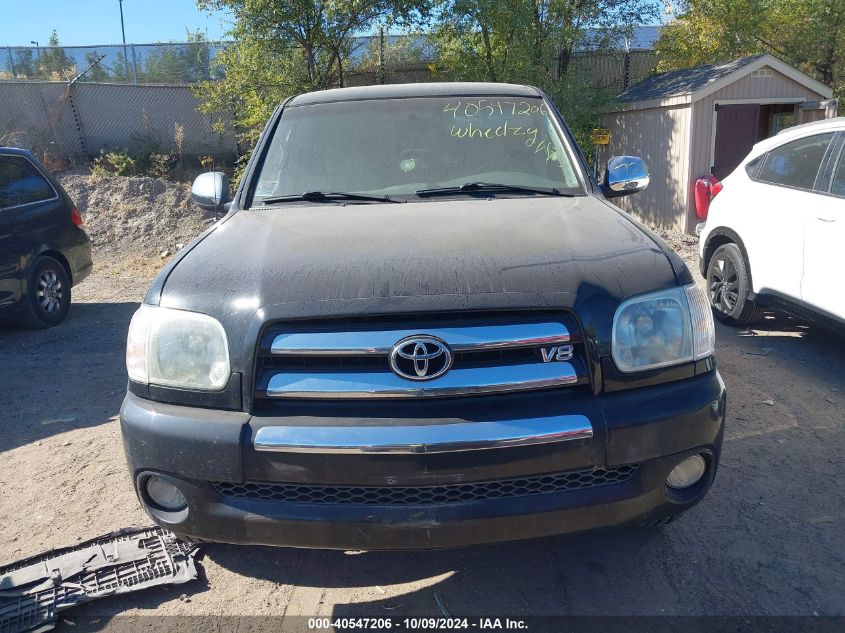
xmin=145 ymin=476 xmax=188 ymax=511
xmin=666 ymin=454 xmax=707 ymax=489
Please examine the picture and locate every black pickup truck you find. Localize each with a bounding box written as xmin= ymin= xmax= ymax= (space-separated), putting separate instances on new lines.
xmin=121 ymin=83 xmax=724 ymax=549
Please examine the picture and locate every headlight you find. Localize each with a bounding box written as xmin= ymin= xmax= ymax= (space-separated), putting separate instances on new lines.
xmin=126 ymin=305 xmax=230 ymax=390
xmin=612 ymin=284 xmax=715 ymax=373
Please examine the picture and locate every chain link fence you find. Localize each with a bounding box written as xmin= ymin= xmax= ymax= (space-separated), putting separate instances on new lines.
xmin=343 ymin=49 xmax=656 ymax=93
xmin=0 ymin=36 xmax=656 ymax=161
xmin=0 ymin=39 xmax=655 ymax=91
xmin=570 ymin=49 xmax=658 ymax=93
xmin=0 ymin=42 xmax=231 ymax=84
xmin=0 ymin=81 xmax=236 ymax=162
xmin=344 ymin=50 xmax=657 ymax=94
xmin=0 ymin=39 xmax=414 ymax=84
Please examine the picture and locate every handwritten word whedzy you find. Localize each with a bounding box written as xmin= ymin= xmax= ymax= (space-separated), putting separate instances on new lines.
xmin=449 ymin=120 xmax=559 ymax=163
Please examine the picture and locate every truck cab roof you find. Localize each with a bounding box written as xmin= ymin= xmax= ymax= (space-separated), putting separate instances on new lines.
xmin=287 ymin=82 xmax=543 ymax=106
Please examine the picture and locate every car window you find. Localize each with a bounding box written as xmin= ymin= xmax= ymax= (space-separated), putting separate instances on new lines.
xmin=252 ymin=96 xmax=584 ymax=204
xmin=755 ymin=133 xmax=834 ymax=191
xmin=831 ymin=147 xmax=845 ymax=197
xmin=0 ymin=155 xmax=56 ymax=209
xmin=744 ymin=155 xmax=764 ymax=178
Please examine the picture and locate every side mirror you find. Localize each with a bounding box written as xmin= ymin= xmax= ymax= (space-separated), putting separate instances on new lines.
xmin=191 ymin=171 xmax=231 ymax=211
xmin=602 ymin=156 xmax=649 ymax=198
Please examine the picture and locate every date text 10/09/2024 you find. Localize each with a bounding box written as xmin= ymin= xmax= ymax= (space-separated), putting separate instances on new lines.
xmin=307 ymin=617 xmax=529 ymax=630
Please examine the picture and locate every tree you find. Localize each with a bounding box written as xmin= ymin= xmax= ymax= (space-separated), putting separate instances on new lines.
xmin=432 ymin=0 xmax=660 ymax=147
xmin=434 ymin=0 xmax=658 ymax=82
xmin=196 ymin=0 xmax=431 ymax=155
xmin=143 ymin=31 xmax=213 ymax=83
xmin=775 ymin=0 xmax=845 ymax=91
xmin=196 ymin=0 xmax=658 ymax=166
xmin=82 ymin=51 xmax=111 ymax=82
xmin=12 ymin=49 xmax=36 ymax=79
xmin=37 ymin=30 xmax=76 ymax=80
xmin=657 ymin=0 xmax=845 ymax=96
xmin=354 ymin=30 xmax=431 ymax=76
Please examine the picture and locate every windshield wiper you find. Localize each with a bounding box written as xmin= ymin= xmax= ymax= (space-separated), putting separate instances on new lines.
xmin=415 ymin=182 xmax=572 ymax=197
xmin=260 ymin=191 xmax=401 ymax=205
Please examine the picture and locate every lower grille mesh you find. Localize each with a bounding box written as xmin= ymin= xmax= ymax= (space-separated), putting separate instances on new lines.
xmin=212 ymin=465 xmax=638 ymax=506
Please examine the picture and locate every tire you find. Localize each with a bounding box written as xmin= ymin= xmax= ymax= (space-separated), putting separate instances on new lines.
xmin=20 ymin=256 xmax=72 ymax=328
xmin=706 ymin=243 xmax=762 ymax=326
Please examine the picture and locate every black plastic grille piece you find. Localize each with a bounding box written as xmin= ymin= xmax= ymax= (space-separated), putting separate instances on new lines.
xmin=212 ymin=465 xmax=638 ymax=506
xmin=0 ymin=528 xmax=198 ymax=633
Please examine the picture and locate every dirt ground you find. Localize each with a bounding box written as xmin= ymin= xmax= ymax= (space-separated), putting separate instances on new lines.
xmin=58 ymin=172 xmax=217 ymax=262
xmin=1 ymin=185 xmax=844 ymax=623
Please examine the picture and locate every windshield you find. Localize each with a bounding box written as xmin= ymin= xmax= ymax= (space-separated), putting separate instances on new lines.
xmin=251 ymin=96 xmax=584 ymax=204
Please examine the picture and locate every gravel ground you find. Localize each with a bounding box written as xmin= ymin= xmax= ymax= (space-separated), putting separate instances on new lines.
xmin=59 ymin=171 xmax=217 ymax=268
xmin=652 ymin=227 xmax=699 ymax=266
xmin=1 ymin=179 xmax=843 ymax=624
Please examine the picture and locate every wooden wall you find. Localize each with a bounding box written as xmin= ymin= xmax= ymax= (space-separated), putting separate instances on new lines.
xmin=602 ymin=103 xmax=692 ymax=232
xmin=687 ymin=68 xmax=828 ymax=231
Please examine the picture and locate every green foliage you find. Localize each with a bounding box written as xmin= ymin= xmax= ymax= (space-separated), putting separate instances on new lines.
xmin=148 ymin=152 xmax=177 ymax=178
xmin=142 ymin=31 xmax=218 ymax=83
xmin=194 ymin=0 xmax=658 ymax=164
xmin=37 ymin=30 xmax=76 ymax=80
xmin=11 ymin=30 xmax=220 ymax=84
xmin=110 ymin=51 xmax=133 ymax=83
xmin=657 ymin=0 xmax=845 ymax=96
xmin=355 ymin=30 xmax=430 ymax=71
xmin=91 ymin=147 xmax=210 ymax=182
xmin=9 ymin=30 xmax=77 ymax=80
xmin=431 ymin=0 xmax=660 ymax=149
xmin=92 ymin=150 xmax=137 ymax=177
xmin=129 ymin=124 xmax=164 ymax=171
xmin=432 ymin=0 xmax=658 ymax=83
xmin=194 ymin=0 xmax=433 ymax=162
xmin=83 ymin=51 xmax=111 ymax=82
xmin=92 ymin=122 xmax=196 ymax=181
xmin=11 ymin=50 xmax=36 ymax=78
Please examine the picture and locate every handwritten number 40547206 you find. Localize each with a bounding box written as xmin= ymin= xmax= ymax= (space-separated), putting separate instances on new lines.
xmin=443 ymin=100 xmax=549 ymax=118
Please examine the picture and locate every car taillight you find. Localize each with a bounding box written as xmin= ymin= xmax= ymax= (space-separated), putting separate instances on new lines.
xmin=710 ymin=181 xmax=723 ymax=198
xmin=694 ymin=176 xmax=722 ymax=221
xmin=71 ymin=207 xmax=83 ymax=227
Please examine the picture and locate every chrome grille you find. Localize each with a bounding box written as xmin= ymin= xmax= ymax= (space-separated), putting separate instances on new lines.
xmin=212 ymin=465 xmax=639 ymax=506
xmin=255 ymin=314 xmax=587 ymax=399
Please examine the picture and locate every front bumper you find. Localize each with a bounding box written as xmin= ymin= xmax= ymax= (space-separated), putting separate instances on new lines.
xmin=120 ymin=371 xmax=726 ymax=550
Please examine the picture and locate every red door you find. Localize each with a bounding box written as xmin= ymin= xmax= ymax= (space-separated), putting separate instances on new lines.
xmin=712 ymin=104 xmax=761 ymax=179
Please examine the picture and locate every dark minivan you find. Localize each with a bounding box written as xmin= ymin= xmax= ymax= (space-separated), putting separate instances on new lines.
xmin=122 ymin=83 xmax=724 ymax=549
xmin=0 ymin=148 xmax=92 ymax=327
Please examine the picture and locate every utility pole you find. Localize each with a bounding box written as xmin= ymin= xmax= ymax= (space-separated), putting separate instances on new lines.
xmin=118 ymin=0 xmax=129 ymax=81
xmin=378 ymin=25 xmax=386 ymax=85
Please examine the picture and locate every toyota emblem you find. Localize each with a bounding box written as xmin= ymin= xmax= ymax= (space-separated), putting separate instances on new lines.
xmin=389 ymin=336 xmax=453 ymax=381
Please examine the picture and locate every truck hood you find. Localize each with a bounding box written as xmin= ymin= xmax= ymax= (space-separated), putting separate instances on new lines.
xmin=153 ymin=196 xmax=682 ymax=365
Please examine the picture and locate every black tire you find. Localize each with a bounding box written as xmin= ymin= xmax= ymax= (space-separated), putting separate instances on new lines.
xmin=706 ymin=243 xmax=763 ymax=326
xmin=21 ymin=256 xmax=72 ymax=328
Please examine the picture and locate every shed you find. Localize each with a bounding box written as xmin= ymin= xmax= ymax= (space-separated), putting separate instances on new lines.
xmin=602 ymin=54 xmax=836 ymax=233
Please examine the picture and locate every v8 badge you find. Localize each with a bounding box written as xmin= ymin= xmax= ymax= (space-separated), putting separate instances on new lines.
xmin=541 ymin=345 xmax=574 ymax=362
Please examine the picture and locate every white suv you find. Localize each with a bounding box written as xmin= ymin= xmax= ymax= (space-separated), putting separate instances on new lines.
xmin=699 ymin=117 xmax=845 ymax=327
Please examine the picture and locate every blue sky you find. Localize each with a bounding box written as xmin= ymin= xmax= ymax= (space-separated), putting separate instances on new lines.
xmin=0 ymin=0 xmax=233 ymax=47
